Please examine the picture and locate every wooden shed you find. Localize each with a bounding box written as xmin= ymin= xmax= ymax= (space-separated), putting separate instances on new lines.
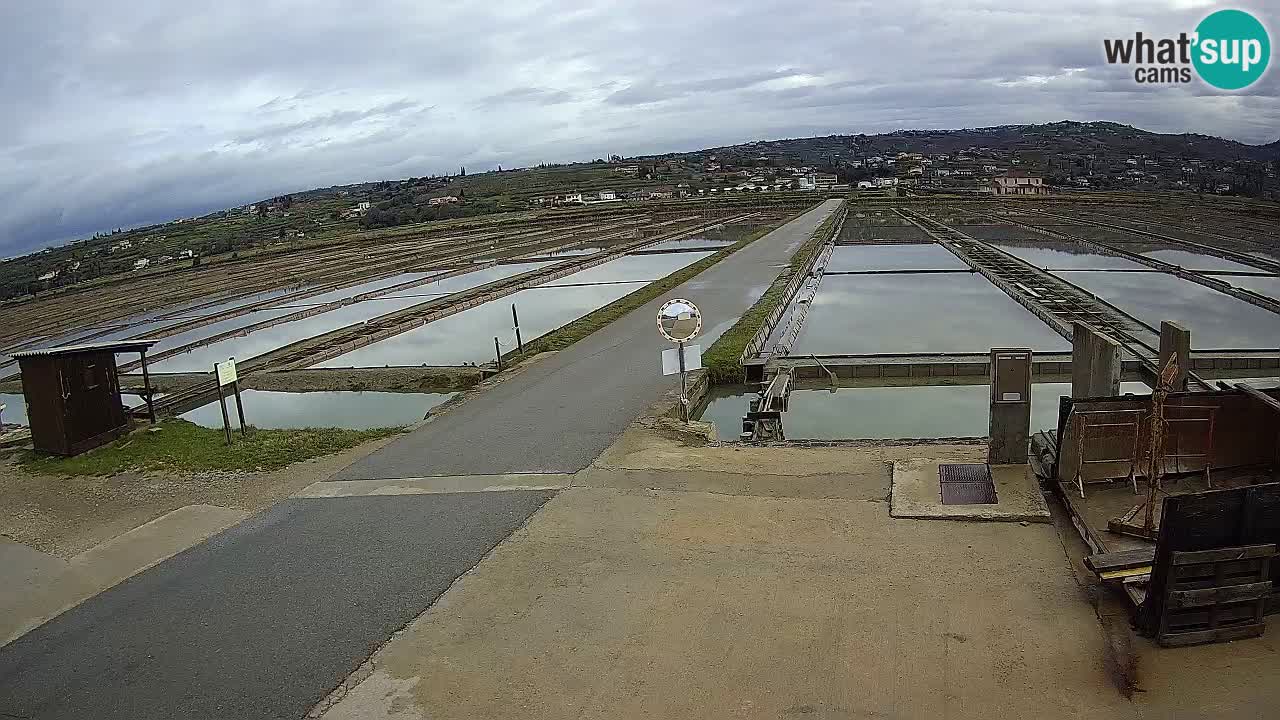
xmin=11 ymin=340 xmax=158 ymax=456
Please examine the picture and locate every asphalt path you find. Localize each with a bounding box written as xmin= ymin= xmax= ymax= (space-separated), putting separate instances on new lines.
xmin=336 ymin=199 xmax=843 ymax=479
xmin=0 ymin=492 xmax=554 ymax=720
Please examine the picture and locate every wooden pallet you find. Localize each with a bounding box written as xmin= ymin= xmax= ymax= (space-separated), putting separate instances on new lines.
xmin=1150 ymin=545 xmax=1275 ymax=647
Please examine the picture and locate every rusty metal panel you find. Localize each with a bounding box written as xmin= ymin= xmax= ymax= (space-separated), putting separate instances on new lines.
xmin=941 ymin=482 xmax=998 ymax=505
xmin=939 ymin=463 xmax=990 ymax=484
xmin=939 ymin=463 xmax=997 ymax=505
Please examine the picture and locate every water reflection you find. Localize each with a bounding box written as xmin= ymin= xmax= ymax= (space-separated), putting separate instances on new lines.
xmin=792 ymin=274 xmax=1070 ymax=355
xmin=1209 ymin=274 xmax=1280 ymax=302
xmin=515 ymin=249 xmax=600 ymax=262
xmin=639 ymin=237 xmax=734 ymax=253
xmin=150 ymin=264 xmax=545 ymax=372
xmin=180 ymin=389 xmax=454 ymax=429
xmin=824 ymin=244 xmax=968 ymax=272
xmin=269 ymin=272 xmax=437 ymax=310
xmin=142 ymin=306 xmax=302 ymax=363
xmin=1139 ymin=248 xmax=1262 ymax=273
xmin=0 ymin=393 xmax=28 ymax=426
xmin=698 ymin=381 xmax=1151 ymax=441
xmin=989 ymin=242 xmax=1145 ymax=270
xmin=316 ymin=251 xmax=713 ymax=367
xmin=1055 ymin=271 xmax=1280 ymax=349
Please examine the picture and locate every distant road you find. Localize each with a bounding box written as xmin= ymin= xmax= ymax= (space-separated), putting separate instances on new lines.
xmin=336 ymin=198 xmax=843 ymax=479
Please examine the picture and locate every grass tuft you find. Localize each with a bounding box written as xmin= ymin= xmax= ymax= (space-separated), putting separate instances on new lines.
xmin=19 ymin=419 xmax=402 ymax=476
xmin=702 ymin=210 xmax=841 ymax=384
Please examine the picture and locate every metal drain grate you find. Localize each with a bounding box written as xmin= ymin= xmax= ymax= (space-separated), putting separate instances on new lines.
xmin=939 ymin=463 xmax=997 ymax=505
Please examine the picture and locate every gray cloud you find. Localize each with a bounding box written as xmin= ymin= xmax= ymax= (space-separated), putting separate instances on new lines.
xmin=476 ymin=87 xmax=574 ymax=108
xmin=2 ymin=0 xmax=1278 ymax=256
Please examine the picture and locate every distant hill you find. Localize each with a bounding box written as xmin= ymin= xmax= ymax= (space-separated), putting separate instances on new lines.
xmin=4 ymin=120 xmax=1276 ymax=303
xmin=648 ymin=121 xmax=1280 ymax=165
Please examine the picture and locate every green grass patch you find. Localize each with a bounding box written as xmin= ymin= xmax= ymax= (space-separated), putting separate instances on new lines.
xmin=20 ymin=419 xmax=403 ymax=476
xmin=507 ymin=212 xmax=805 ymax=360
xmin=702 ymin=210 xmax=842 ymax=384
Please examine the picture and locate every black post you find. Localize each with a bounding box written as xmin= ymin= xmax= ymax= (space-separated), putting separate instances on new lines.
xmin=232 ymin=379 xmax=248 ymax=436
xmin=494 ymin=337 xmax=503 ymax=371
xmin=215 ymin=371 xmax=233 ymax=446
xmin=139 ymin=349 xmax=156 ymax=424
xmin=677 ymin=341 xmax=688 ymax=422
xmin=512 ymin=303 xmax=523 ymax=355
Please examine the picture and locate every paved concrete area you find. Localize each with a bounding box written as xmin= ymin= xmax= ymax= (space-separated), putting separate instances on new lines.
xmin=0 ymin=491 xmax=554 ymax=720
xmin=593 ymin=417 xmax=989 ymax=475
xmin=320 ymin=474 xmax=1167 ymax=720
xmin=891 ymin=460 xmax=1052 ymax=522
xmin=0 ymin=538 xmax=64 ymax=601
xmin=335 ymin=199 xmax=842 ymax=479
xmin=1 ymin=504 xmax=248 ymax=647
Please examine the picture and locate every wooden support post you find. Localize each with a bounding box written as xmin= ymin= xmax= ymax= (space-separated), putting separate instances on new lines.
xmin=1071 ymin=323 xmax=1121 ymax=398
xmin=216 ymin=388 xmax=232 ymax=446
xmin=1159 ymin=321 xmax=1191 ymax=392
xmin=232 ymin=379 xmax=248 ymax=436
xmin=139 ymin=349 xmax=156 ymax=424
xmin=494 ymin=337 xmax=503 ymax=371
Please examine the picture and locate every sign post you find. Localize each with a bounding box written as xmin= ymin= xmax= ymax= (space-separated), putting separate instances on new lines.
xmin=657 ymin=298 xmax=703 ymax=423
xmin=213 ymin=358 xmax=246 ymax=444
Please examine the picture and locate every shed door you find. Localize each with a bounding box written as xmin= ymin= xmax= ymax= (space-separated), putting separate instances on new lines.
xmin=64 ymin=352 xmax=125 ymax=442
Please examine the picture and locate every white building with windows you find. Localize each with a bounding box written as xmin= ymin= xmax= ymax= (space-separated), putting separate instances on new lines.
xmin=991 ymin=170 xmax=1047 ymax=195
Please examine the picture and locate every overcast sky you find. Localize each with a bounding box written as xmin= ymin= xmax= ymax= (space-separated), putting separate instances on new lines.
xmin=2 ymin=0 xmax=1276 ymax=257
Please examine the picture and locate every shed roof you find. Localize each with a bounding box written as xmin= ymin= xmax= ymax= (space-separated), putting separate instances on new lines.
xmin=10 ymin=340 xmax=159 ymax=359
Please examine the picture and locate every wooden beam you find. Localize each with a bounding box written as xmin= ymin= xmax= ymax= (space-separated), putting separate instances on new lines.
xmin=1099 ymin=567 xmax=1152 ymax=582
xmin=1170 ymin=544 xmax=1276 ymax=565
xmin=1085 ymin=548 xmax=1156 ymax=573
xmin=1235 ymin=383 xmax=1280 ymax=415
xmin=1166 ymin=582 xmax=1274 ymax=610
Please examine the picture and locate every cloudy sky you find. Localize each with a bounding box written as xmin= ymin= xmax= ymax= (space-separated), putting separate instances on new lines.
xmin=2 ymin=0 xmax=1276 ymax=256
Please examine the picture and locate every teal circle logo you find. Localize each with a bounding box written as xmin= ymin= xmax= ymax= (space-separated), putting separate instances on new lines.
xmin=1193 ymin=9 xmax=1270 ymax=90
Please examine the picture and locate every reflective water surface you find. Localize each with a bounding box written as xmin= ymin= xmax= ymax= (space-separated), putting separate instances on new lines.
xmin=0 ymin=393 xmax=28 ymax=425
xmin=1054 ymin=271 xmax=1280 ymax=349
xmin=1138 ymin=248 xmax=1262 ymax=272
xmin=792 ymin=274 xmax=1070 ymax=355
xmin=989 ymin=242 xmax=1146 ymax=270
xmin=1209 ymin=274 xmax=1280 ymax=302
xmin=180 ymin=389 xmax=454 ymax=429
xmin=150 ymin=265 xmax=546 ymax=372
xmin=640 ymin=236 xmax=734 ymax=253
xmin=823 ymin=243 xmax=968 ymax=272
xmin=698 ymin=381 xmax=1152 ymax=441
xmin=317 ymin=251 xmax=713 ymax=367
